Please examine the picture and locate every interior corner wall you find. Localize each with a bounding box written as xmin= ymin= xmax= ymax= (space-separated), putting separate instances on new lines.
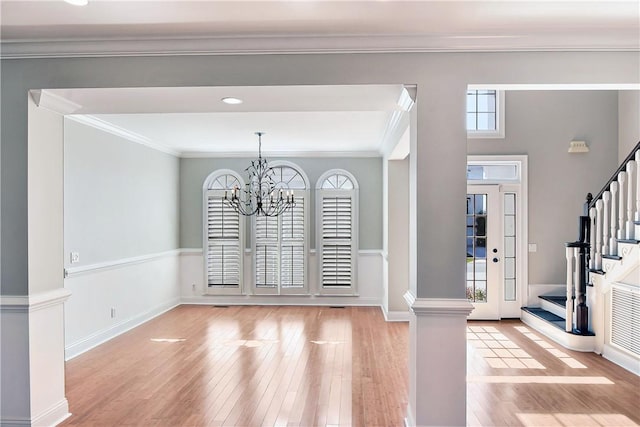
xmin=63 ymin=119 xmax=181 ymax=358
xmin=387 ymin=157 xmax=410 ymax=312
xmin=618 ymin=90 xmax=640 ymax=162
xmin=468 ymin=90 xmax=618 ymax=285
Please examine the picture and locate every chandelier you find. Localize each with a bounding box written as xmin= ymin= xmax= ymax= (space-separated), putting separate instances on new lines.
xmin=224 ymin=132 xmax=296 ymax=217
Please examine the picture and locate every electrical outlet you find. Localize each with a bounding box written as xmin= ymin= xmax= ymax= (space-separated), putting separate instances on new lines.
xmin=70 ymin=252 xmax=80 ymax=264
xmin=192 ymin=284 xmax=196 ymax=292
xmin=110 ymin=308 xmax=116 ymax=318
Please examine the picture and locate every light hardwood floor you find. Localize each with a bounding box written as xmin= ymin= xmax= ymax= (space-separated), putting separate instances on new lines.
xmin=61 ymin=306 xmax=639 ymax=427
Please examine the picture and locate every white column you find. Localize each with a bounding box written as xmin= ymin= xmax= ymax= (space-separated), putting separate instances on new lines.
xmin=618 ymin=171 xmax=627 ymax=240
xmin=404 ymin=294 xmax=473 ymax=427
xmin=602 ymin=191 xmax=611 ymax=256
xmin=589 ymin=207 xmax=597 ymax=269
xmin=626 ymin=161 xmax=636 ymax=239
xmin=565 ymin=246 xmax=575 ymax=332
xmin=610 ymin=182 xmax=618 ymax=256
xmin=595 ymin=200 xmax=603 ymax=270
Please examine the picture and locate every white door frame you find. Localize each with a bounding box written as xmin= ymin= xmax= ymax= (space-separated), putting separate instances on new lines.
xmin=467 ymin=155 xmax=528 ymax=319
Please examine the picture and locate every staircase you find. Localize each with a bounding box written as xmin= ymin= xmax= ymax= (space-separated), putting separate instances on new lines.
xmin=522 ymin=142 xmax=640 ymax=373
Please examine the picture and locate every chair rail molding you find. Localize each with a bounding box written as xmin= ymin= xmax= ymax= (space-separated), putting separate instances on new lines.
xmin=403 ymin=291 xmax=475 ymax=317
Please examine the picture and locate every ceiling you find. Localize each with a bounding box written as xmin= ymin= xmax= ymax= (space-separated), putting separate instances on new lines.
xmin=47 ymin=85 xmax=407 ymax=155
xmin=2 ymin=1 xmax=638 ymax=57
xmin=13 ymin=1 xmax=638 ymax=156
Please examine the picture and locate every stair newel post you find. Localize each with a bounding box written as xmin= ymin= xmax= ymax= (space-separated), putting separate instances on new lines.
xmin=610 ymin=182 xmax=618 ymax=256
xmin=635 ymin=150 xmax=640 ymax=222
xmin=588 ymin=207 xmax=596 ymax=269
xmin=575 ymin=242 xmax=589 ymax=334
xmin=617 ymin=171 xmax=627 ymax=240
xmin=626 ymin=161 xmax=636 ymax=239
xmin=602 ymin=191 xmax=611 ymax=256
xmin=565 ymin=245 xmax=575 ymax=332
xmin=594 ymin=200 xmax=603 ymax=270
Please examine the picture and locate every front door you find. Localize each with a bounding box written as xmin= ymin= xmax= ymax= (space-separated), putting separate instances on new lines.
xmin=466 ymin=185 xmax=501 ymax=320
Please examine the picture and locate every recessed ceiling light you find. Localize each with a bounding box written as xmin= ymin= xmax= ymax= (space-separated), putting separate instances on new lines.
xmin=221 ymin=97 xmax=243 ymax=105
xmin=64 ymin=0 xmax=89 ymax=5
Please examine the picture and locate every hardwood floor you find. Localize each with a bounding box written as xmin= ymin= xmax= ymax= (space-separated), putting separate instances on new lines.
xmin=61 ymin=307 xmax=639 ymax=427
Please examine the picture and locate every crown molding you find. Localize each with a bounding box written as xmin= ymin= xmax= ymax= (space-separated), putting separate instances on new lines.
xmin=30 ymin=89 xmax=82 ymax=114
xmin=2 ymin=35 xmax=638 ymax=59
xmin=67 ymin=115 xmax=181 ymax=157
xmin=180 ymin=150 xmax=381 ymax=159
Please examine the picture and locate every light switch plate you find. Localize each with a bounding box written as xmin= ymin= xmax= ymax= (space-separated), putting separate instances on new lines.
xmin=528 ymin=243 xmax=537 ymax=253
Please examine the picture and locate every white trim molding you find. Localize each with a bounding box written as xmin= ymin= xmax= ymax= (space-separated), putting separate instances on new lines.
xmin=29 ymin=89 xmax=81 ymax=114
xmin=31 ymin=399 xmax=71 ymax=427
xmin=64 ymin=249 xmax=181 ymax=277
xmin=66 ymin=115 xmax=180 ymax=157
xmin=0 ymin=288 xmax=72 ymax=313
xmin=403 ymin=291 xmax=475 ymax=317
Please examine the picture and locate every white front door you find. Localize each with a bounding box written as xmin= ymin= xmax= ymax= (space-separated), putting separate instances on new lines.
xmin=466 ymin=185 xmax=501 ymax=320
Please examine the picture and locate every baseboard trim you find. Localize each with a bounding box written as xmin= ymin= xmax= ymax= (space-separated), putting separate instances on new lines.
xmin=181 ymin=295 xmax=381 ymax=307
xmin=65 ymin=298 xmax=180 ymax=360
xmin=404 ymin=403 xmax=416 ymax=427
xmin=65 ymin=249 xmax=181 ymax=278
xmin=32 ymin=398 xmax=70 ymax=427
xmin=380 ymin=305 xmax=410 ymax=322
xmin=603 ymin=343 xmax=640 ymax=375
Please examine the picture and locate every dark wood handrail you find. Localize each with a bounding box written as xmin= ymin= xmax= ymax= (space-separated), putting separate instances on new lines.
xmin=588 ymin=140 xmax=640 ymax=209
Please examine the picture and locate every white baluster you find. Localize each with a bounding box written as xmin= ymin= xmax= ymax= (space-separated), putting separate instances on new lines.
xmin=589 ymin=207 xmax=596 ymax=269
xmin=602 ymin=191 xmax=611 ymax=256
xmin=626 ymin=161 xmax=636 ymax=239
xmin=617 ymin=171 xmax=627 ymax=240
xmin=610 ymin=182 xmax=618 ymax=256
xmin=635 ymin=150 xmax=640 ymax=222
xmin=565 ymin=246 xmax=575 ymax=332
xmin=595 ymin=200 xmax=603 ymax=270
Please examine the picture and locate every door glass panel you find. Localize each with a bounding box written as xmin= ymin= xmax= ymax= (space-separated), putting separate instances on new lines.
xmin=466 ymin=193 xmax=488 ymax=303
xmin=504 ymin=192 xmax=517 ymax=301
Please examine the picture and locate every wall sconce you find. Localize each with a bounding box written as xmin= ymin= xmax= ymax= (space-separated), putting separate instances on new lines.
xmin=568 ymin=140 xmax=589 ymax=153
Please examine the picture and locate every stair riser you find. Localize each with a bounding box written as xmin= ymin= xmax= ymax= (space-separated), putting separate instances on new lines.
xmin=540 ymin=299 xmax=567 ymax=319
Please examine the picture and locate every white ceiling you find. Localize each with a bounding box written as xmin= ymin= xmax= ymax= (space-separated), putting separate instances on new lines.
xmin=50 ymin=85 xmax=407 ymax=155
xmin=2 ymin=1 xmax=638 ymax=56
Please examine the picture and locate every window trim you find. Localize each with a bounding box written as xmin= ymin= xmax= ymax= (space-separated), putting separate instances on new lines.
xmin=202 ymin=169 xmax=246 ymax=296
xmin=251 ymin=161 xmax=310 ymax=295
xmin=315 ymin=169 xmax=359 ymax=296
xmin=467 ymin=89 xmax=505 ymax=139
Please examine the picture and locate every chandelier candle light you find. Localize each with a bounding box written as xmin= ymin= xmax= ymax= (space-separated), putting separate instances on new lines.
xmin=223 ymin=132 xmax=296 ymax=217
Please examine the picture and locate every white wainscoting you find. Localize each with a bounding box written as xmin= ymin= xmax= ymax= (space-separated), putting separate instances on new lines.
xmin=64 ymin=251 xmax=181 ymax=360
xmin=180 ymin=248 xmax=383 ymax=306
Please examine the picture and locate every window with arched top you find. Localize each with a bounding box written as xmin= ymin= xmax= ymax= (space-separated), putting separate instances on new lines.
xmin=316 ymin=169 xmax=359 ymax=295
xmin=253 ymin=163 xmax=310 ymax=295
xmin=202 ymin=170 xmax=245 ymax=295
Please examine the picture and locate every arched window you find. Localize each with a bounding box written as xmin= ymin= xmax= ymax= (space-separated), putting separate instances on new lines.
xmin=202 ymin=170 xmax=245 ymax=295
xmin=253 ymin=163 xmax=309 ymax=295
xmin=316 ymin=170 xmax=359 ymax=295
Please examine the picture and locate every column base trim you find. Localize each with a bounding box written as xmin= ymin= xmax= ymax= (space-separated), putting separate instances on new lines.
xmin=404 ymin=291 xmax=474 ymax=316
xmin=32 ymin=398 xmax=71 ymax=427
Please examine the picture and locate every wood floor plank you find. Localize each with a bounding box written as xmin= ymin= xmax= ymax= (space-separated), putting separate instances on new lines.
xmin=61 ymin=308 xmax=639 ymax=427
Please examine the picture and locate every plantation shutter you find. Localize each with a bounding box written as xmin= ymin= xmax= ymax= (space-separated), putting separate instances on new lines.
xmin=255 ymin=214 xmax=279 ymax=288
xmin=281 ymin=196 xmax=305 ymax=288
xmin=321 ymin=196 xmax=353 ymax=287
xmin=206 ymin=193 xmax=241 ymax=287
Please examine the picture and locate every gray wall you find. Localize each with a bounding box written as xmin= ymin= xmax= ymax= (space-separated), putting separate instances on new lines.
xmin=468 ymin=90 xmax=619 ymax=285
xmin=180 ymin=157 xmax=382 ymax=250
xmin=618 ymin=90 xmax=640 ymax=162
xmin=64 ymin=119 xmax=180 ymax=267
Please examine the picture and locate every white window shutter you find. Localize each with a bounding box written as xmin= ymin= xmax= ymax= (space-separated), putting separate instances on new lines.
xmin=321 ymin=196 xmax=353 ymax=287
xmin=281 ymin=198 xmax=305 ymax=288
xmin=255 ymin=214 xmax=279 ymax=288
xmin=206 ymin=193 xmax=241 ymax=288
